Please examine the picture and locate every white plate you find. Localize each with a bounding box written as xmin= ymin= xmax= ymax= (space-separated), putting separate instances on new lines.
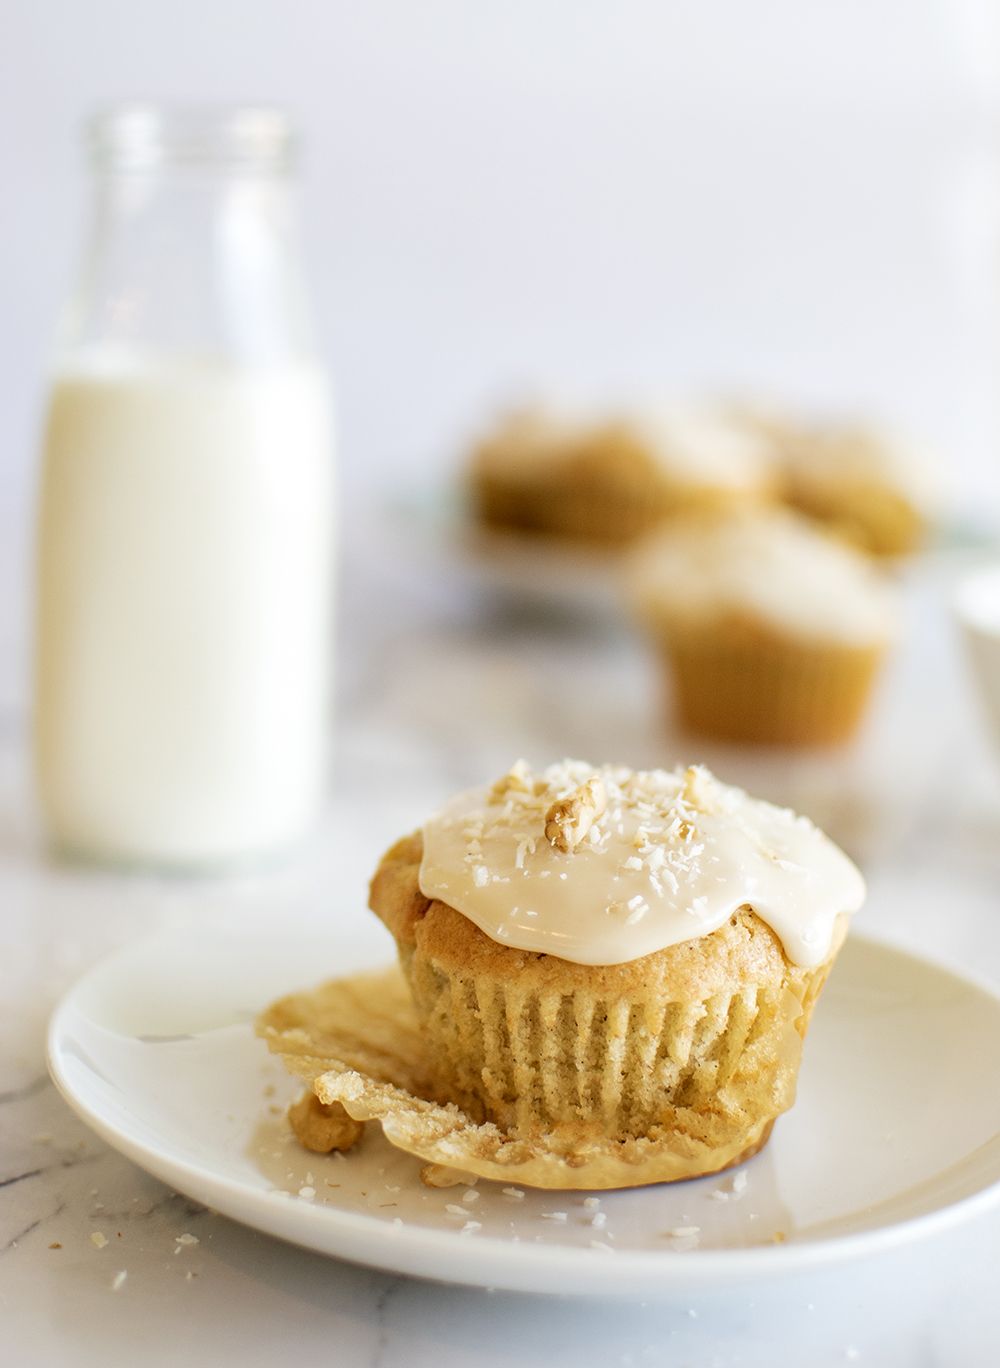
xmin=48 ymin=915 xmax=1000 ymax=1297
xmin=384 ymin=485 xmax=1000 ymax=623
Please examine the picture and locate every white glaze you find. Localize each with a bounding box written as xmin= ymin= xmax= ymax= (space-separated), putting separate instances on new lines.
xmin=782 ymin=422 xmax=939 ymax=513
xmin=473 ymin=405 xmax=588 ymax=475
xmin=419 ymin=760 xmax=865 ymax=968
xmin=475 ymin=402 xmax=771 ymax=492
xmin=619 ymin=406 xmax=773 ymax=489
xmin=627 ymin=507 xmax=896 ymax=645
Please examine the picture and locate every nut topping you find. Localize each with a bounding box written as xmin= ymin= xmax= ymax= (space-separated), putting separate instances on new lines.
xmin=680 ymin=764 xmax=716 ymax=815
xmin=544 ymin=777 xmax=607 ymax=852
xmin=490 ymin=758 xmax=535 ymax=799
xmin=288 ymin=1091 xmax=364 ymax=1154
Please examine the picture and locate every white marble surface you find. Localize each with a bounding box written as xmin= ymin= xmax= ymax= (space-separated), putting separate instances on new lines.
xmin=3 ymin=524 xmax=1000 ymax=1367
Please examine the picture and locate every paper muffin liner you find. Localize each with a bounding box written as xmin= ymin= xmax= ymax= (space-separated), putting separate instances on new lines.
xmin=399 ymin=933 xmax=833 ymax=1138
xmin=472 ymin=465 xmax=770 ymax=547
xmin=658 ymin=618 xmax=885 ymax=746
xmin=472 ymin=472 xmax=673 ymax=545
xmin=258 ymin=940 xmax=839 ymax=1189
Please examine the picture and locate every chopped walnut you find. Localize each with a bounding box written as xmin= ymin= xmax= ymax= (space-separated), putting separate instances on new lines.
xmin=680 ymin=764 xmax=716 ymax=814
xmin=288 ymin=1091 xmax=364 ymax=1154
xmin=490 ymin=758 xmax=534 ymax=799
xmin=544 ymin=777 xmax=607 ymax=852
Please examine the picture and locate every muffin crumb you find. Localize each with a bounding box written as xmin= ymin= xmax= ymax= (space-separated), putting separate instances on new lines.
xmin=420 ymin=1164 xmax=475 ymax=1188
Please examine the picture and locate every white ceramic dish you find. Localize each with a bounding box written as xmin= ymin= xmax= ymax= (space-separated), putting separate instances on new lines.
xmin=48 ymin=914 xmax=1000 ymax=1297
xmin=955 ymin=563 xmax=1000 ymax=743
xmin=385 ymin=484 xmax=996 ymax=623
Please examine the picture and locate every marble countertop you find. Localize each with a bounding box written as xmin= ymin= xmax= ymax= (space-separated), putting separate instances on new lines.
xmin=3 ymin=527 xmax=1000 ymax=1367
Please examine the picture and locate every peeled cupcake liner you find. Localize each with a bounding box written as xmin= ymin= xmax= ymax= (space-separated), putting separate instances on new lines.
xmin=258 ymin=938 xmax=840 ymax=1190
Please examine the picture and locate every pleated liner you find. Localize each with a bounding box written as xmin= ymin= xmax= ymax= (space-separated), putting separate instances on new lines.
xmin=403 ymin=940 xmax=835 ymax=1156
xmin=661 ymin=619 xmax=885 ymax=746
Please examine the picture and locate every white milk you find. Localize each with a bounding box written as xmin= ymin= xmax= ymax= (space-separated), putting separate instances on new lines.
xmin=34 ymin=359 xmax=334 ymax=866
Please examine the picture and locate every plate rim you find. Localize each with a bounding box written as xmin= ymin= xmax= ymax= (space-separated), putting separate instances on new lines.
xmin=46 ymin=926 xmax=1000 ymax=1296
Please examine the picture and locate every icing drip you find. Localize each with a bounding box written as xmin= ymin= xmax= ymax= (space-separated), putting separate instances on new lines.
xmin=419 ymin=760 xmax=864 ymax=968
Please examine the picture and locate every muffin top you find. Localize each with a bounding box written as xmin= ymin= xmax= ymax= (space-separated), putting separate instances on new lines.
xmin=612 ymin=406 xmax=773 ymax=491
xmin=472 ymin=403 xmax=772 ymax=491
xmin=779 ymin=422 xmax=937 ymax=509
xmin=471 ymin=406 xmax=589 ymax=479
xmin=419 ymin=759 xmax=864 ymax=969
xmin=626 ymin=507 xmax=896 ymax=645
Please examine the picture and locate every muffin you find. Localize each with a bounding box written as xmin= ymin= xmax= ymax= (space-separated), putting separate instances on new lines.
xmin=729 ymin=407 xmax=934 ymax=557
xmin=627 ymin=507 xmax=897 ymax=746
xmin=469 ymin=404 xmax=776 ymax=546
xmin=365 ymin=759 xmax=863 ymax=1182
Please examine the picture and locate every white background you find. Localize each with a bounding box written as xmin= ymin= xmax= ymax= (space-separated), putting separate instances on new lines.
xmin=2 ymin=0 xmax=1000 ymax=701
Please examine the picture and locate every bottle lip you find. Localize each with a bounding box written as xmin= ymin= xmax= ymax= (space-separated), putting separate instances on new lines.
xmin=86 ymin=102 xmax=297 ymax=171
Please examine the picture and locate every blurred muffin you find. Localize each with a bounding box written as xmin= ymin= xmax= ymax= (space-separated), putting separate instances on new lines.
xmin=729 ymin=406 xmax=934 ymax=556
xmin=469 ymin=404 xmax=776 ymax=546
xmin=627 ymin=507 xmax=897 ymax=745
xmin=369 ymin=759 xmax=862 ymax=1182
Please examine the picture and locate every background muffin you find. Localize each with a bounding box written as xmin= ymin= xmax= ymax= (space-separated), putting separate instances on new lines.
xmin=726 ymin=405 xmax=935 ymax=556
xmin=627 ymin=507 xmax=897 ymax=745
xmin=468 ymin=404 xmax=775 ymax=546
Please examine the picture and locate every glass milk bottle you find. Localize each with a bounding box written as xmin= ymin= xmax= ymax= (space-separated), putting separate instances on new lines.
xmin=33 ymin=106 xmax=334 ymax=867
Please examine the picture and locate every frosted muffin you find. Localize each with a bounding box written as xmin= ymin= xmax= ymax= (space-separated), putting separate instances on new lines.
xmin=469 ymin=404 xmax=775 ymax=546
xmin=627 ymin=507 xmax=897 ymax=745
xmin=368 ymin=759 xmax=863 ymax=1181
xmin=729 ymin=407 xmax=934 ymax=557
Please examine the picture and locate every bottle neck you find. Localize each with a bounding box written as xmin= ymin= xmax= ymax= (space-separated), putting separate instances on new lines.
xmin=57 ymin=106 xmax=315 ymax=369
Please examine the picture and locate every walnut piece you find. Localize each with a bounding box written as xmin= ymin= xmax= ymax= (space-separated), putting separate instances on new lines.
xmin=680 ymin=764 xmax=716 ymax=815
xmin=288 ymin=1091 xmax=364 ymax=1154
xmin=490 ymin=759 xmax=534 ymax=799
xmin=544 ymin=777 xmax=607 ymax=852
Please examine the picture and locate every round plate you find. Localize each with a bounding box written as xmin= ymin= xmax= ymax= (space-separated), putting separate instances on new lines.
xmin=384 ymin=485 xmax=999 ymax=623
xmin=47 ymin=914 xmax=1000 ymax=1297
